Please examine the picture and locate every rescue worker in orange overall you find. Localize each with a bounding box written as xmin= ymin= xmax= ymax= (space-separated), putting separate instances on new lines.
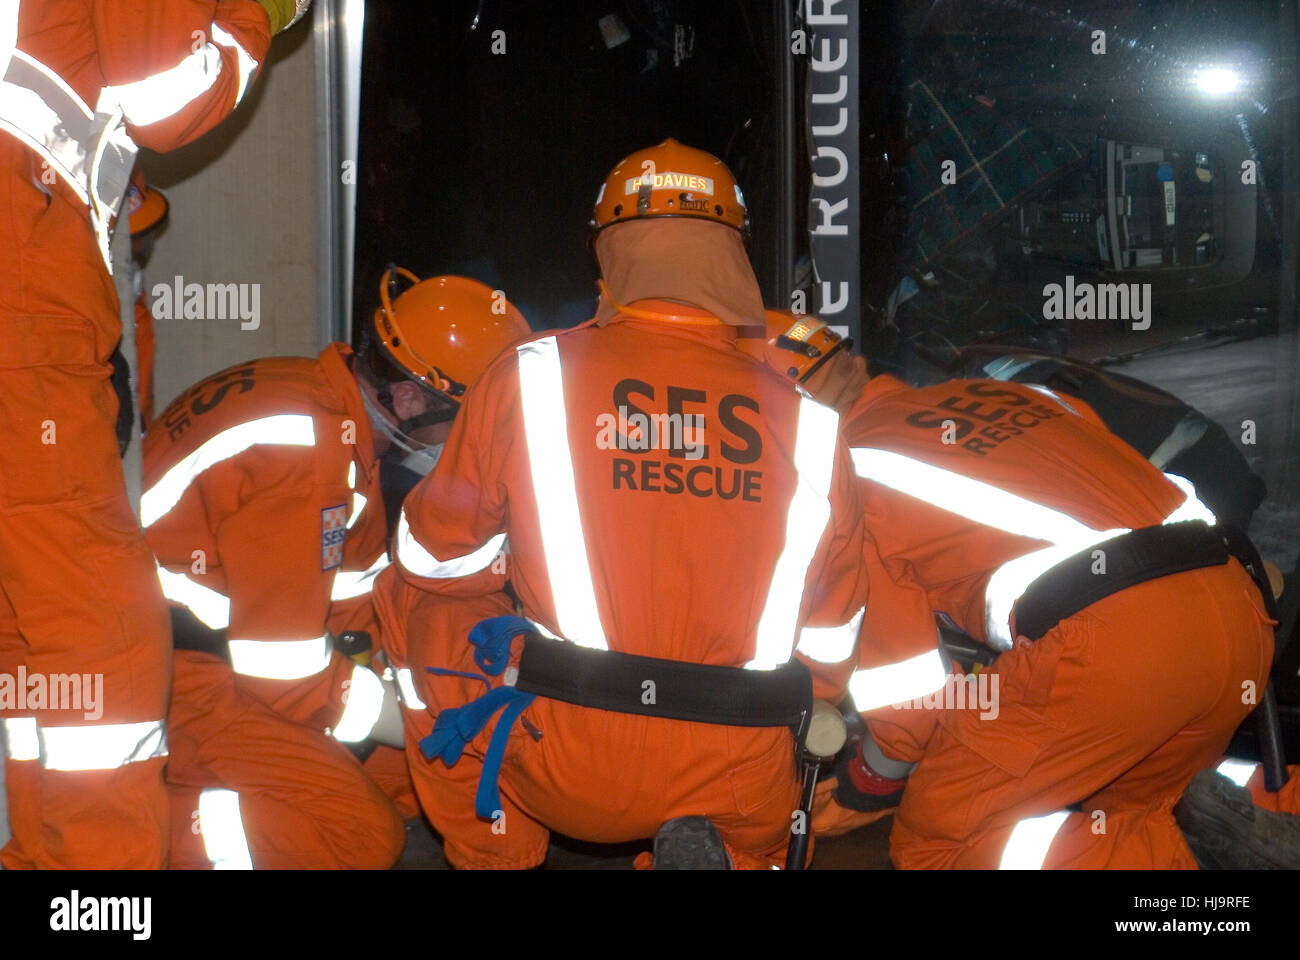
xmin=744 ymin=313 xmax=1299 ymax=868
xmin=377 ymin=139 xmax=871 ymax=870
xmin=144 ymin=270 xmax=528 ymax=868
xmin=0 ymin=0 xmax=304 ymax=870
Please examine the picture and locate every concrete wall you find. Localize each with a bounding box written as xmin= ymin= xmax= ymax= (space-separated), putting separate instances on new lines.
xmin=138 ymin=23 xmax=320 ymax=412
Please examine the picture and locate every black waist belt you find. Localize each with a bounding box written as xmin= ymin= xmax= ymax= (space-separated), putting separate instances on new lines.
xmin=1013 ymin=521 xmax=1230 ymax=642
xmin=514 ymin=633 xmax=813 ymax=730
xmin=169 ymin=605 xmax=231 ymax=662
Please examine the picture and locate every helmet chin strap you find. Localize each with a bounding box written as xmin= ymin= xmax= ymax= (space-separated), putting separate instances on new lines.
xmin=360 ymin=384 xmax=441 ymax=467
xmin=400 ymin=443 xmax=444 ymax=476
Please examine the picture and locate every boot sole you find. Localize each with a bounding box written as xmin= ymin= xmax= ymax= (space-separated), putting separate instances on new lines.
xmin=1174 ymin=769 xmax=1300 ymax=870
xmin=653 ymin=816 xmax=731 ymax=870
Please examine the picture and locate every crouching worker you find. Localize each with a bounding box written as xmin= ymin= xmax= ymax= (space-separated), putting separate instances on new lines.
xmin=745 ymin=312 xmax=1300 ymax=869
xmin=379 ymin=140 xmax=870 ymax=869
xmin=144 ymin=270 xmax=524 ymax=867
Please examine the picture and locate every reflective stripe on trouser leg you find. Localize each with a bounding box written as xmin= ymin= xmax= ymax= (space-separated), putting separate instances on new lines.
xmin=227 ymin=636 xmax=331 ymax=681
xmin=2 ymin=717 xmax=38 ymax=762
xmin=38 ymin=720 xmax=167 ymax=771
xmin=999 ymin=810 xmax=1071 ymax=869
xmin=332 ymin=663 xmax=385 ymax=742
xmin=516 ymin=337 xmax=607 ymax=650
xmin=393 ymin=667 xmax=428 ymax=711
xmin=198 ymin=788 xmax=253 ymax=870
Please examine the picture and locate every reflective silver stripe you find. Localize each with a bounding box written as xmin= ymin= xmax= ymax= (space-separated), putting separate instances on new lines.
xmin=2 ymin=717 xmax=38 ymax=761
xmin=347 ymin=462 xmax=356 ymax=488
xmin=331 ymin=663 xmax=385 ymax=742
xmin=1149 ymin=414 xmax=1209 ymax=470
xmin=346 ymin=491 xmax=366 ymax=528
xmin=981 ymin=355 xmax=1038 ymax=381
xmin=982 ymin=541 xmax=1112 ymax=650
xmin=210 ymin=25 xmax=259 ymax=108
xmin=861 ymin=731 xmax=917 ymax=780
xmin=39 ymin=720 xmax=167 ymax=771
xmin=849 ymin=647 xmax=949 ymax=712
xmin=395 ymin=509 xmax=505 ymax=580
xmin=1216 ymin=758 xmax=1259 ymax=788
xmin=529 ymin=619 xmax=562 ymax=640
xmin=0 ymin=50 xmax=94 ymax=205
xmin=852 ymin=448 xmax=1217 ymax=650
xmin=142 ymin=414 xmax=316 ymax=528
xmin=157 ymin=565 xmax=231 ymax=630
xmin=796 ymin=606 xmax=864 ymax=664
xmin=198 ymin=788 xmax=253 ymax=870
xmin=851 ymin=447 xmax=1098 ymax=545
xmin=999 ymin=810 xmax=1071 ymax=870
xmin=1163 ymin=473 xmax=1217 ymax=525
xmin=330 ymin=551 xmax=389 ymax=602
xmin=103 ymin=23 xmax=260 ymax=128
xmin=1025 ymin=384 xmax=1080 ymax=416
xmin=749 ymin=394 xmax=840 ymax=670
xmin=394 ymin=667 xmax=427 ymax=711
xmin=516 ymin=337 xmax=608 ymax=651
xmin=228 ymin=636 xmax=331 ymax=680
xmin=0 ymin=47 xmax=140 ymax=271
xmin=86 ymin=94 xmax=135 ymax=270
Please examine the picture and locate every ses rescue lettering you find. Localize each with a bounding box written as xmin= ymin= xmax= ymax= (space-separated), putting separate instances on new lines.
xmin=600 ymin=379 xmax=764 ymax=501
xmin=905 ymin=381 xmax=1064 ymax=456
xmin=50 ymin=890 xmax=151 ymax=941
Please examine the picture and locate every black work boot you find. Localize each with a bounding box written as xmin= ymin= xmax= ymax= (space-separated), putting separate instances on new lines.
xmin=1173 ymin=769 xmax=1300 ymax=869
xmin=652 ymin=816 xmax=732 ymax=870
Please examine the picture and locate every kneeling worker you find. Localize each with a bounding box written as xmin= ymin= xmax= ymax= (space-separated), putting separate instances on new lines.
xmin=382 ymin=140 xmax=871 ymax=869
xmin=144 ymin=271 xmax=527 ymax=867
xmin=746 ymin=312 xmax=1300 ymax=869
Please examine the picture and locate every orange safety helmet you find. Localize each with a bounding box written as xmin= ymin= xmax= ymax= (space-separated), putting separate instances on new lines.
xmin=741 ymin=310 xmax=853 ymax=384
xmin=126 ymin=166 xmax=169 ymax=237
xmin=591 ymin=137 xmax=749 ymax=239
xmin=367 ymin=267 xmax=530 ymax=406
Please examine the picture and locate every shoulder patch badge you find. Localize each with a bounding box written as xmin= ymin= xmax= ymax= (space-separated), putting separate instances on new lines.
xmin=321 ymin=504 xmax=348 ymax=570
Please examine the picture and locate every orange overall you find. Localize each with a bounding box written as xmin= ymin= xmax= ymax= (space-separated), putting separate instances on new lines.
xmin=0 ymin=0 xmax=272 ymax=869
xmin=382 ymin=312 xmax=871 ymax=869
xmin=143 ymin=344 xmax=409 ymax=868
xmin=842 ymin=376 xmax=1275 ymax=868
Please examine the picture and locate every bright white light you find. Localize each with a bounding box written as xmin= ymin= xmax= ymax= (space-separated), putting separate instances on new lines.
xmin=1195 ymin=68 xmax=1240 ymax=96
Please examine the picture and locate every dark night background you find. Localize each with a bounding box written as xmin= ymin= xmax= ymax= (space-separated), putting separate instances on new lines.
xmin=353 ymin=0 xmax=1291 ymax=361
xmin=353 ymin=0 xmax=788 ymax=334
